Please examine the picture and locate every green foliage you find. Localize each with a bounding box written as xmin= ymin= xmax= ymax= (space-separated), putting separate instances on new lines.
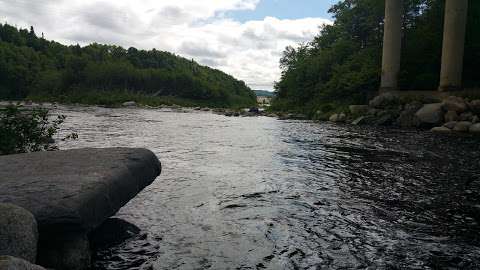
xmin=0 ymin=24 xmax=256 ymax=108
xmin=0 ymin=105 xmax=70 ymax=155
xmin=273 ymin=0 xmax=480 ymax=114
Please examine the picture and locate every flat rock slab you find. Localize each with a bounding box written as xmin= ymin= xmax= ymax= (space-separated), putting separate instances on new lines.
xmin=0 ymin=148 xmax=161 ymax=233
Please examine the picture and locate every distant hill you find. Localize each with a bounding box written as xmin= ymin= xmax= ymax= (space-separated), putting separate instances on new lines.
xmin=0 ymin=23 xmax=256 ymax=108
xmin=253 ymin=90 xmax=275 ymax=97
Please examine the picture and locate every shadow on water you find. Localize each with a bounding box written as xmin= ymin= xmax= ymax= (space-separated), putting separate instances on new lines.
xmin=55 ymin=106 xmax=480 ymax=269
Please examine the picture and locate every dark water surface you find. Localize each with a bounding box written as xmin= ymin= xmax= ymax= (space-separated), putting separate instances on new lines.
xmin=54 ymin=105 xmax=480 ymax=270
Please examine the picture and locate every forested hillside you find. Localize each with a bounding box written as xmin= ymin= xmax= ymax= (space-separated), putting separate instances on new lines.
xmin=273 ymin=0 xmax=480 ymax=115
xmin=0 ymin=24 xmax=255 ymax=107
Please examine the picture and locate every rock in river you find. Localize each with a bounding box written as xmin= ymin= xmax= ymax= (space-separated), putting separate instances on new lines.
xmin=453 ymin=121 xmax=472 ymax=132
xmin=0 ymin=204 xmax=38 ymax=263
xmin=122 ymin=101 xmax=137 ymax=107
xmin=470 ymin=123 xmax=480 ymax=133
xmin=443 ymin=96 xmax=468 ymax=113
xmin=0 ymin=256 xmax=46 ymax=270
xmin=0 ymin=148 xmax=161 ymax=270
xmin=431 ymin=126 xmax=452 ymax=133
xmin=415 ymin=103 xmax=444 ymax=126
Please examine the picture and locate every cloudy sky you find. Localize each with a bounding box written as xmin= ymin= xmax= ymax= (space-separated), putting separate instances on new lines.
xmin=0 ymin=0 xmax=336 ymax=90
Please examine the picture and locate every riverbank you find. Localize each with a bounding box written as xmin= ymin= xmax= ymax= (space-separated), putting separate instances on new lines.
xmin=26 ymin=91 xmax=255 ymax=110
xmin=322 ymin=93 xmax=480 ymax=134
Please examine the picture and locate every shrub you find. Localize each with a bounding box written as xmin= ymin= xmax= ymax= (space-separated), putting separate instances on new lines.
xmin=0 ymin=105 xmax=75 ymax=155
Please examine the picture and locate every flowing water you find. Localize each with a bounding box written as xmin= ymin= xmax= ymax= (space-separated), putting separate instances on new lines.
xmin=53 ymin=105 xmax=480 ymax=270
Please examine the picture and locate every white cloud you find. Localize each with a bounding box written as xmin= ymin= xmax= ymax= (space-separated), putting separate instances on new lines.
xmin=0 ymin=0 xmax=332 ymax=90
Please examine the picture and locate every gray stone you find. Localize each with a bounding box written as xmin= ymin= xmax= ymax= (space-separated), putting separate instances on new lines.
xmin=396 ymin=102 xmax=422 ymax=127
xmin=374 ymin=112 xmax=396 ymax=126
xmin=0 ymin=204 xmax=38 ymax=263
xmin=470 ymin=123 xmax=480 ymax=133
xmin=0 ymin=256 xmax=46 ymax=270
xmin=444 ymin=110 xmax=459 ymax=122
xmin=329 ymin=113 xmax=346 ymax=123
xmin=443 ymin=121 xmax=458 ymax=129
xmin=348 ymin=105 xmax=369 ymax=115
xmin=0 ymin=148 xmax=161 ymax=270
xmin=453 ymin=121 xmax=472 ymax=132
xmin=431 ymin=126 xmax=452 ymax=133
xmin=473 ymin=115 xmax=479 ymax=124
xmin=443 ymin=96 xmax=467 ymax=113
xmin=459 ymin=112 xmax=474 ymax=121
xmin=369 ymin=93 xmax=399 ymax=109
xmin=469 ymin=100 xmax=480 ymax=114
xmin=122 ymin=101 xmax=137 ymax=107
xmin=415 ymin=103 xmax=444 ymax=126
xmin=351 ymin=116 xmax=367 ymax=125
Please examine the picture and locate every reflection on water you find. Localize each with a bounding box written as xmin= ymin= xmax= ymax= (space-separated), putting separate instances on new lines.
xmin=54 ymin=105 xmax=480 ymax=269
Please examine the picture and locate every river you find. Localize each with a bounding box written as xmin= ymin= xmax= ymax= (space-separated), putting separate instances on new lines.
xmin=53 ymin=105 xmax=480 ymax=270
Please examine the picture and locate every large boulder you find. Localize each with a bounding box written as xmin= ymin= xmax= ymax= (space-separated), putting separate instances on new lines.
xmin=415 ymin=103 xmax=444 ymax=126
xmin=443 ymin=96 xmax=468 ymax=113
xmin=0 ymin=256 xmax=46 ymax=270
xmin=0 ymin=204 xmax=38 ymax=263
xmin=0 ymin=148 xmax=161 ymax=270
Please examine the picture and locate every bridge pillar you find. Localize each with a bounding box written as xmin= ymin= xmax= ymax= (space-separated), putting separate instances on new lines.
xmin=439 ymin=0 xmax=469 ymax=91
xmin=380 ymin=0 xmax=403 ymax=92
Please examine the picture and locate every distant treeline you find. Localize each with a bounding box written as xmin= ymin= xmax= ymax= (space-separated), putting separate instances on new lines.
xmin=0 ymin=23 xmax=256 ymax=107
xmin=273 ymin=0 xmax=480 ymax=114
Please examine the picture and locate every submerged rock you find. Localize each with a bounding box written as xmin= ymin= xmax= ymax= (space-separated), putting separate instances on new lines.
xmin=0 ymin=204 xmax=38 ymax=263
xmin=0 ymin=256 xmax=46 ymax=270
xmin=415 ymin=103 xmax=444 ymax=126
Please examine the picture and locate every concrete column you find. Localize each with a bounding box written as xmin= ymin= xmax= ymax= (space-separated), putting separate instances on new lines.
xmin=380 ymin=0 xmax=403 ymax=92
xmin=439 ymin=0 xmax=468 ymax=91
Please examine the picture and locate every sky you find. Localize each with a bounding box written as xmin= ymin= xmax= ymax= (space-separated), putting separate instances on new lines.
xmin=0 ymin=0 xmax=337 ymax=90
